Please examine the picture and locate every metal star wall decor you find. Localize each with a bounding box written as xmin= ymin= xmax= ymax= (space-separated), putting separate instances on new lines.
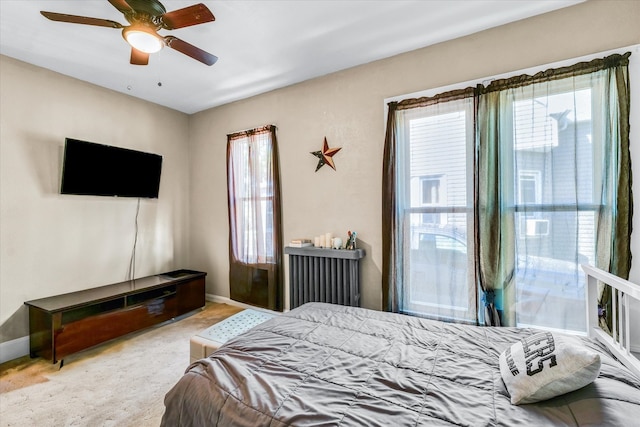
xmin=311 ymin=137 xmax=342 ymax=172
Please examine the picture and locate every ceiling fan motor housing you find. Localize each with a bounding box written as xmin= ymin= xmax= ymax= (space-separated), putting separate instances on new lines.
xmin=124 ymin=0 xmax=167 ymax=18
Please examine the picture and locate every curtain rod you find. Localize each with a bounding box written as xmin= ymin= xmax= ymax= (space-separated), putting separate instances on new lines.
xmin=384 ymin=43 xmax=639 ymax=106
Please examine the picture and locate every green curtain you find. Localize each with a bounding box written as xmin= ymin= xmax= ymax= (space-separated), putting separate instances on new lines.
xmin=476 ymin=88 xmax=514 ymax=326
xmin=382 ymin=102 xmax=401 ymax=312
xmin=476 ymin=52 xmax=632 ymax=328
xmin=597 ymin=54 xmax=633 ymax=333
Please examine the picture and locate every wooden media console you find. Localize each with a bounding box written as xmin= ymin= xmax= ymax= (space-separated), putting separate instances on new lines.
xmin=24 ymin=269 xmax=206 ymax=364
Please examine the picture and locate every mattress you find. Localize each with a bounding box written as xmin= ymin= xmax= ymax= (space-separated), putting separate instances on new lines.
xmin=161 ymin=302 xmax=640 ymax=426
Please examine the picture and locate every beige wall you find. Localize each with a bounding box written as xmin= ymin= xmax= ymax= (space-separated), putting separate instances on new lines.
xmin=0 ymin=56 xmax=191 ymax=343
xmin=188 ymin=0 xmax=640 ymax=311
xmin=1 ymin=0 xmax=639 ymax=353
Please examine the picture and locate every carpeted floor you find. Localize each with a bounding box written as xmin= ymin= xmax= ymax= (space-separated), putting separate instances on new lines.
xmin=0 ymin=302 xmax=242 ymax=427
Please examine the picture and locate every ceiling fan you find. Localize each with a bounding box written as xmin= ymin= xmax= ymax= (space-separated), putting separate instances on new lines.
xmin=40 ymin=0 xmax=218 ymax=66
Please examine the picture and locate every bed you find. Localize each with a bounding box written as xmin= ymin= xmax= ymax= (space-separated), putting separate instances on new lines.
xmin=161 ymin=265 xmax=640 ymax=426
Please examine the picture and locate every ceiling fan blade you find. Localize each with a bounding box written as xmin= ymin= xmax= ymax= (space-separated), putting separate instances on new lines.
xmin=165 ymin=36 xmax=217 ymax=65
xmin=108 ymin=0 xmax=134 ymax=14
xmin=130 ymin=48 xmax=149 ymax=65
xmin=41 ymin=11 xmax=123 ymax=28
xmin=161 ymin=3 xmax=215 ymax=30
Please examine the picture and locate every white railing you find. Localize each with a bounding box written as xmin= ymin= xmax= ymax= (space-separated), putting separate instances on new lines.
xmin=582 ymin=264 xmax=640 ymax=378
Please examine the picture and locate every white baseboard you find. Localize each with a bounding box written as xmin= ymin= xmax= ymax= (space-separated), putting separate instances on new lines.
xmin=0 ymin=336 xmax=29 ymax=364
xmin=206 ymin=293 xmax=286 ymax=315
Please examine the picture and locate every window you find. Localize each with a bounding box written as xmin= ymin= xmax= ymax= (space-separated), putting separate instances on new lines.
xmin=517 ymin=170 xmax=546 ymax=238
xmin=383 ymin=51 xmax=632 ymax=335
xmin=420 ymin=175 xmax=445 ymax=224
xmin=228 ymin=132 xmax=276 ymax=263
xmin=507 ymin=85 xmax=598 ymax=332
xmin=400 ymin=95 xmax=476 ymax=322
xmin=421 ymin=176 xmax=440 ymax=204
xmin=518 ymin=171 xmax=541 ymax=205
xmin=227 ymin=125 xmax=283 ymax=311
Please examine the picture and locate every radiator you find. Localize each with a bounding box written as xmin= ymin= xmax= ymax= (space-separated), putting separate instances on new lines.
xmin=285 ymin=247 xmax=366 ymax=309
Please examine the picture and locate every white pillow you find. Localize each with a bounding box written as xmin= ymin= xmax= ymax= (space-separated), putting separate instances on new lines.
xmin=499 ymin=331 xmax=601 ymax=405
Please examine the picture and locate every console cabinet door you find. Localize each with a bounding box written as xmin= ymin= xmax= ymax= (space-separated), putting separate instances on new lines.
xmin=55 ymin=296 xmax=178 ymax=361
xmin=177 ymin=278 xmax=206 ymax=313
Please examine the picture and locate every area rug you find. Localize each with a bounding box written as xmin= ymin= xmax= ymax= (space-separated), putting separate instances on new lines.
xmin=0 ymin=302 xmax=242 ymax=426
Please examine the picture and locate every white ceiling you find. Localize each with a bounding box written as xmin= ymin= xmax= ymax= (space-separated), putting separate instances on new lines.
xmin=0 ymin=1 xmax=583 ymax=114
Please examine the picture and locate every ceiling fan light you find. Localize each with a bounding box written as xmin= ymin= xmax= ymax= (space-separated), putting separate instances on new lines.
xmin=123 ymin=26 xmax=163 ymax=54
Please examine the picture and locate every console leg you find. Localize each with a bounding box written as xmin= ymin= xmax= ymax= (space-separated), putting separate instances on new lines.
xmin=58 ymin=359 xmax=64 ymax=370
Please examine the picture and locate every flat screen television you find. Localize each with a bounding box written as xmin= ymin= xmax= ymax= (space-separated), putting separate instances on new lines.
xmin=60 ymin=138 xmax=163 ymax=198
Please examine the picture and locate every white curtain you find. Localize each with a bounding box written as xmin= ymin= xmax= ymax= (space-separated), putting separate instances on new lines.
xmin=227 ymin=127 xmax=276 ymax=264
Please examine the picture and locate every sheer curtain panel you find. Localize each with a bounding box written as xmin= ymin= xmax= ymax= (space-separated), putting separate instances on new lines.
xmin=383 ymin=89 xmax=478 ymax=323
xmin=227 ymin=125 xmax=283 ymax=311
xmin=477 ymin=53 xmax=632 ymax=332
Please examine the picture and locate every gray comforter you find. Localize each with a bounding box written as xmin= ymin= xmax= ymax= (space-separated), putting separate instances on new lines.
xmin=161 ymin=303 xmax=640 ymax=426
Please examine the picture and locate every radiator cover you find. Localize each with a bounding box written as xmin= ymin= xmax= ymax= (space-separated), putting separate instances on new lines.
xmin=285 ymin=247 xmax=365 ymax=309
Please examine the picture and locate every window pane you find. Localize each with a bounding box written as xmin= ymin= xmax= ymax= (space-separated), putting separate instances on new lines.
xmin=514 ymin=210 xmax=594 ymax=332
xmin=409 ymin=111 xmax=467 ymax=209
xmin=510 ymin=83 xmax=595 ymax=333
xmin=421 ymin=178 xmax=440 ymax=204
xmin=401 ymin=97 xmax=475 ymax=322
xmin=408 ymin=214 xmax=470 ymax=313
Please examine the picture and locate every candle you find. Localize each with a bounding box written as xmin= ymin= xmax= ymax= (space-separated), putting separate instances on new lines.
xmin=332 ymin=237 xmax=342 ymax=249
xmin=314 ymin=236 xmax=321 ymax=247
xmin=325 ymin=233 xmax=332 ymax=247
xmin=319 ymin=235 xmax=326 ymax=248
